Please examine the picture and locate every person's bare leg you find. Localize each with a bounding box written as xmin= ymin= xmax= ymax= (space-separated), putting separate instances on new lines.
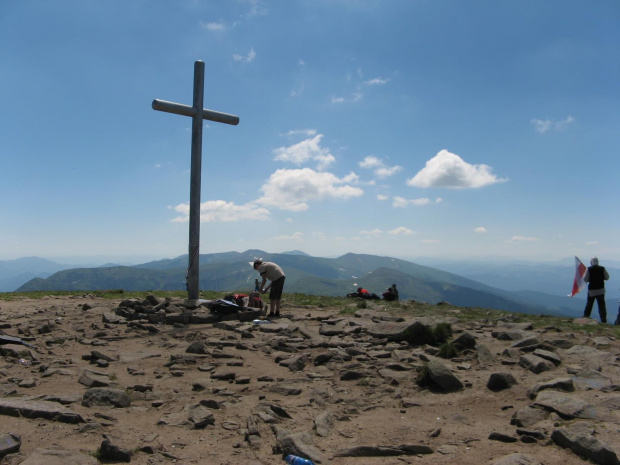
xmin=275 ymin=300 xmax=281 ymax=314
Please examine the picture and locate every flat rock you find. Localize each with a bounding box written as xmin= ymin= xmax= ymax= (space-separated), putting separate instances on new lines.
xmin=17 ymin=448 xmax=98 ymax=465
xmin=0 ymin=398 xmax=84 ymax=424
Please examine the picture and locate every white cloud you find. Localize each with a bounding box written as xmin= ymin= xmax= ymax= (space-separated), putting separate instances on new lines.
xmin=273 ymin=134 xmax=335 ymax=170
xmin=331 ymin=96 xmax=345 ymax=104
xmin=407 ymin=150 xmax=507 ymax=189
xmin=281 ymin=129 xmax=317 ymax=137
xmin=474 ymin=227 xmax=487 ymax=234
xmin=586 ymin=240 xmax=599 ymax=246
xmin=377 ymin=194 xmax=388 ymax=201
xmin=388 ymin=227 xmax=414 ymax=236
xmin=201 ymin=21 xmax=226 ymax=31
xmin=171 ymin=200 xmax=270 ymax=223
xmin=359 ymin=155 xmax=402 ymax=179
xmin=531 ymin=115 xmax=575 ymax=133
xmin=275 ymin=231 xmax=303 ymax=241
xmin=360 ymin=229 xmax=383 ymax=237
xmin=531 ymin=119 xmax=552 ymax=133
xmin=392 ymin=196 xmax=442 ymax=208
xmin=257 ymin=168 xmax=364 ymax=211
xmin=365 ymin=78 xmax=388 ymax=85
xmin=233 ymin=47 xmax=256 ymax=63
xmin=508 ymin=235 xmax=539 ymax=242
xmin=359 ymin=156 xmax=382 ymax=168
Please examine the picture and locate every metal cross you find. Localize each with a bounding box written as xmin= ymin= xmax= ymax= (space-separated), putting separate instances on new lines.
xmin=152 ymin=61 xmax=239 ymax=302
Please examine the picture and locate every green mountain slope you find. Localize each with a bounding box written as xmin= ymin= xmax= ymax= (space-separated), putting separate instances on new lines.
xmin=16 ymin=250 xmax=577 ymax=316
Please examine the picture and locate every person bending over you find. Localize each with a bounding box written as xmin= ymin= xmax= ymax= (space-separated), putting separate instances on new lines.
xmin=253 ymin=260 xmax=286 ymax=317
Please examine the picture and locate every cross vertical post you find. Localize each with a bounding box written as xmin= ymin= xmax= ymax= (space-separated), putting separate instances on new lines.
xmin=152 ymin=61 xmax=239 ymax=302
xmin=187 ymin=61 xmax=204 ymax=301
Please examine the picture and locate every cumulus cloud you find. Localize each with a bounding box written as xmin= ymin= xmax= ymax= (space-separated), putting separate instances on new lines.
xmin=377 ymin=194 xmax=388 ymax=201
xmin=531 ymin=116 xmax=575 ymax=133
xmin=474 ymin=227 xmax=487 ymax=234
xmin=171 ymin=200 xmax=270 ymax=223
xmin=392 ymin=196 xmax=442 ymax=208
xmin=233 ymin=47 xmax=256 ymax=63
xmin=407 ymin=150 xmax=507 ymax=189
xmin=359 ymin=155 xmax=402 ymax=179
xmin=257 ymin=168 xmax=364 ymax=211
xmin=388 ymin=227 xmax=414 ymax=236
xmin=273 ymin=134 xmax=335 ymax=170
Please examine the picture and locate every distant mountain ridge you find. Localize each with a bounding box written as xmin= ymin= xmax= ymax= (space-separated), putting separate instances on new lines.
xmin=11 ymin=250 xmax=596 ymax=318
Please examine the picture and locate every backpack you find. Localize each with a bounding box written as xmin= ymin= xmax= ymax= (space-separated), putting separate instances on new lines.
xmin=247 ymin=291 xmax=263 ymax=309
xmin=224 ymin=294 xmax=248 ymax=307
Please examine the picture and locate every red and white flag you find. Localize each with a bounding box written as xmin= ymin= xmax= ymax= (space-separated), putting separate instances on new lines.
xmin=569 ymin=256 xmax=587 ymax=297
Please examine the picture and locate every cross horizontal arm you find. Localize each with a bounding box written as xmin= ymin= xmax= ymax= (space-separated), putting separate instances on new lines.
xmin=152 ymin=99 xmax=239 ymax=126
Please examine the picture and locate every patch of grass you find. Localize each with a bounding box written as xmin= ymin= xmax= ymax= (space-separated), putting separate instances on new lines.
xmin=437 ymin=342 xmax=458 ymax=359
xmin=416 ymin=365 xmax=431 ymax=388
xmin=402 ymin=322 xmax=453 ymax=347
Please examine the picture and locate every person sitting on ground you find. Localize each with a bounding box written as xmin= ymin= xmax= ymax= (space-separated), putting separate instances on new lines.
xmin=382 ymin=286 xmax=397 ymax=301
xmin=390 ymin=284 xmax=399 ymax=301
xmin=357 ymin=287 xmax=371 ymax=298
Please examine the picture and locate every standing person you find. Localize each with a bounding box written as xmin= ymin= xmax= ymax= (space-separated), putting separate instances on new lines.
xmin=252 ymin=260 xmax=285 ymax=317
xmin=583 ymin=257 xmax=609 ymax=323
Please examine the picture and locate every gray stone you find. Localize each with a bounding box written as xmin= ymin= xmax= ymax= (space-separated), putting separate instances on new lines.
xmin=552 ymin=422 xmax=620 ymax=465
xmin=452 ymin=331 xmax=476 ymax=349
xmin=487 ymin=373 xmax=518 ymax=391
xmin=573 ymin=369 xmax=612 ymax=390
xmin=17 ymin=448 xmax=98 ymax=465
xmin=366 ymin=318 xmax=434 ymax=342
xmin=527 ymin=377 xmax=575 ymax=399
xmin=532 ymin=348 xmax=561 ymax=366
xmin=426 ymin=359 xmax=464 ymax=392
xmin=81 ymin=388 xmax=131 ymax=408
xmin=492 ymin=453 xmax=543 ymax=465
xmin=278 ymin=431 xmax=327 ymax=465
xmin=99 ymin=438 xmax=131 ymax=463
xmin=269 ymin=385 xmax=302 ymax=396
xmin=314 ymin=410 xmax=336 ymax=437
xmin=279 ymin=353 xmax=309 ymax=372
xmin=186 ymin=403 xmax=215 ymax=428
xmin=0 ymin=398 xmax=84 ymax=424
xmin=519 ymin=354 xmax=554 ymax=374
xmin=0 ymin=433 xmax=20 ymax=458
xmin=489 ymin=432 xmax=518 ymax=443
xmin=511 ymin=405 xmax=550 ymax=427
xmin=78 ymin=369 xmax=110 ymax=388
xmin=533 ymin=391 xmax=597 ymax=420
xmin=511 ymin=337 xmax=540 ymax=348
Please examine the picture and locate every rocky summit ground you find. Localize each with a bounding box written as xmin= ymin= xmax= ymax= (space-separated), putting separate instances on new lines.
xmin=0 ymin=294 xmax=618 ymax=465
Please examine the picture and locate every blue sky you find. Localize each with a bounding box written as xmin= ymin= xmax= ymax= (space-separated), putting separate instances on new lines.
xmin=1 ymin=0 xmax=619 ymax=265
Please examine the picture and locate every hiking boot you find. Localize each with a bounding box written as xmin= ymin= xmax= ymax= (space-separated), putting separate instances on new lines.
xmin=275 ymin=312 xmax=280 ymax=317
